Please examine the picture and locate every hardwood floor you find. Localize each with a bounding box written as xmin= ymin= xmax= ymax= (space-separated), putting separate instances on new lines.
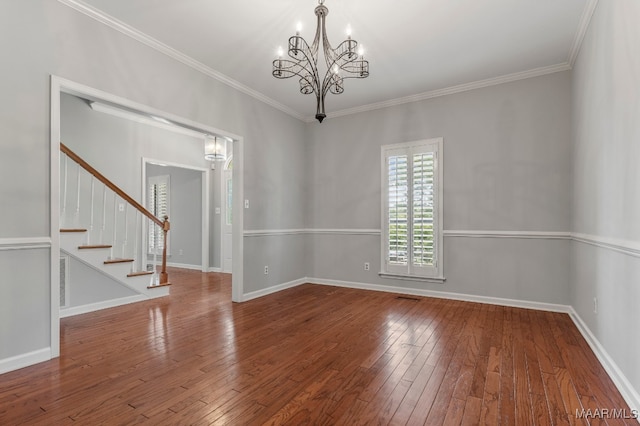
xmin=0 ymin=268 xmax=634 ymax=425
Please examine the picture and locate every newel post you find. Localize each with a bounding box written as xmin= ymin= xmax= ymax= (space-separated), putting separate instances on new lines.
xmin=160 ymin=215 xmax=170 ymax=284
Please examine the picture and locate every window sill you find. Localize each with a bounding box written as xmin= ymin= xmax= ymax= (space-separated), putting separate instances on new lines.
xmin=378 ymin=272 xmax=446 ymax=284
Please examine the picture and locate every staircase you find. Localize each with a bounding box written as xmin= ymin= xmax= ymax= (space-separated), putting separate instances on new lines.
xmin=60 ymin=143 xmax=171 ymax=308
xmin=60 ymin=229 xmax=170 ymax=298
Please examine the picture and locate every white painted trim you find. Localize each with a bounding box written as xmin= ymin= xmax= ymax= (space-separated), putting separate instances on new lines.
xmin=50 ymin=76 xmax=62 ymax=359
xmin=378 ymin=272 xmax=446 ymax=283
xmin=0 ymin=348 xmax=52 ymax=375
xmin=572 ymin=232 xmax=640 ymax=259
xmin=0 ymin=237 xmax=52 ymax=251
xmin=208 ymin=267 xmax=223 ymax=273
xmin=243 ymin=228 xmax=381 ymax=237
xmin=142 ymin=158 xmax=210 ymax=273
xmin=309 ymin=228 xmax=381 ymax=236
xmin=307 ymin=277 xmax=572 ymax=313
xmin=231 ymin=136 xmax=244 ymax=303
xmin=59 ymin=295 xmax=147 ymax=318
xmin=56 ymin=0 xmax=304 ymax=121
xmin=243 ymin=229 xmax=307 ymax=237
xmin=53 ymin=76 xmax=241 ymax=142
xmin=568 ymin=0 xmax=599 ymax=67
xmin=322 ymin=63 xmax=572 ymax=121
xmin=444 ymin=230 xmax=572 ymax=239
xmin=242 ymin=278 xmax=306 ymax=302
xmin=568 ymin=308 xmax=640 ymax=413
xmin=166 ymin=262 xmax=203 ymax=271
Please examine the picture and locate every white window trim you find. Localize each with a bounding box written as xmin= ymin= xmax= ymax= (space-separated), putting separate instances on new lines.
xmin=147 ymin=174 xmax=170 ymax=255
xmin=380 ymin=137 xmax=445 ymax=282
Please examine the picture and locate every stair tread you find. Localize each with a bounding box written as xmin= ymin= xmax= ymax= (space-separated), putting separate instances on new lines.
xmin=61 ymin=228 xmax=87 ymax=233
xmin=127 ymin=271 xmax=154 ymax=277
xmin=104 ymin=258 xmax=134 ymax=264
xmin=79 ymin=244 xmax=112 ymax=249
xmin=147 ymin=282 xmax=171 ymax=289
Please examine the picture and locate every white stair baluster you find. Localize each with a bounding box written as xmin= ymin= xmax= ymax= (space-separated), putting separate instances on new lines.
xmin=88 ymin=177 xmax=95 ymax=245
xmin=62 ymin=153 xmax=68 ymax=228
xmin=122 ymin=203 xmax=129 ymax=260
xmin=100 ymin=185 xmax=107 ymax=245
xmin=133 ymin=211 xmax=139 ymax=273
xmin=75 ymin=164 xmax=81 ymax=227
xmin=112 ymin=193 xmax=117 ymax=260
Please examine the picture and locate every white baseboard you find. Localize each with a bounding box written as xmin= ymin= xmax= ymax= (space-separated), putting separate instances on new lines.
xmin=208 ymin=267 xmax=222 ymax=273
xmin=0 ymin=347 xmax=51 ymax=375
xmin=166 ymin=262 xmax=202 ymax=271
xmin=569 ymin=308 xmax=640 ymax=413
xmin=60 ymin=295 xmax=147 ymax=318
xmin=242 ymin=278 xmax=306 ymax=302
xmin=307 ymin=277 xmax=572 ymax=313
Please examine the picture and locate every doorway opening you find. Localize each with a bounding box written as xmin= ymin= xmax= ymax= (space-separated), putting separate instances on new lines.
xmin=50 ymin=75 xmax=245 ymax=358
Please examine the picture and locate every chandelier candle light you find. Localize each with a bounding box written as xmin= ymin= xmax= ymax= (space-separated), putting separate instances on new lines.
xmin=272 ymin=0 xmax=369 ymax=123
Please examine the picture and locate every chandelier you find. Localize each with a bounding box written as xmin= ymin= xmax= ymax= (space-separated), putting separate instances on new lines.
xmin=272 ymin=0 xmax=369 ymax=123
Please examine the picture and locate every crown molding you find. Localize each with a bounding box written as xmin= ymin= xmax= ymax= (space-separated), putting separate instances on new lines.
xmin=58 ymin=0 xmax=582 ymax=125
xmin=568 ymin=0 xmax=599 ymax=67
xmin=320 ymin=62 xmax=572 ymax=122
xmin=56 ymin=0 xmax=305 ymax=121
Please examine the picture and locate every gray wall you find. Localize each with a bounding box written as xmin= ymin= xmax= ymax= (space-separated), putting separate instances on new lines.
xmin=0 ymin=1 xmax=306 ymax=367
xmin=147 ymin=164 xmax=203 ymax=268
xmin=571 ymin=0 xmax=640 ymax=398
xmin=306 ymin=72 xmax=573 ymax=304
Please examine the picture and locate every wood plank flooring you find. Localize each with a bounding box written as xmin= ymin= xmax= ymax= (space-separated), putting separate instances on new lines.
xmin=0 ymin=269 xmax=635 ymax=425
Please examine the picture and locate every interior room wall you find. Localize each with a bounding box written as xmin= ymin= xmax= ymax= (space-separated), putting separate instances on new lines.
xmin=147 ymin=164 xmax=203 ymax=269
xmin=571 ymin=0 xmax=640 ymax=403
xmin=305 ymin=71 xmax=573 ymax=305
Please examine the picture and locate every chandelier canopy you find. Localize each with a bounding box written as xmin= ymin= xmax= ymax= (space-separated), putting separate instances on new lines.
xmin=272 ymin=0 xmax=369 ymax=123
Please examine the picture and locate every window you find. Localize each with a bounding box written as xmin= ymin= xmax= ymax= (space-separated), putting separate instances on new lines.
xmin=381 ymin=138 xmax=443 ymax=280
xmin=148 ymin=175 xmax=170 ymax=253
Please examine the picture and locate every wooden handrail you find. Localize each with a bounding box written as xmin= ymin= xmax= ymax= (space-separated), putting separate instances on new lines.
xmin=61 ymin=143 xmax=162 ymax=227
xmin=61 ymin=142 xmax=170 ymax=285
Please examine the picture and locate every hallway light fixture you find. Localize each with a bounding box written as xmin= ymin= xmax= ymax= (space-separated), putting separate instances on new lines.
xmin=204 ymin=135 xmax=226 ymax=162
xmin=272 ymin=0 xmax=369 ymax=123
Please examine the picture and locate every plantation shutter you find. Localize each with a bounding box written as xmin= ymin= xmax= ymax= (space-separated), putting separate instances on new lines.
xmin=412 ymin=152 xmax=435 ymax=268
xmin=387 ymin=154 xmax=409 ymax=267
xmin=148 ymin=175 xmax=170 ymax=253
xmin=383 ymin=139 xmax=440 ymax=277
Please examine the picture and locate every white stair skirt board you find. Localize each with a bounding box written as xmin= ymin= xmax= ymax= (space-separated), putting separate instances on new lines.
xmin=60 ymin=295 xmax=148 ymax=318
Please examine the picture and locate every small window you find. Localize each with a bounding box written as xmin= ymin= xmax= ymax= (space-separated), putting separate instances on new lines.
xmin=381 ymin=138 xmax=443 ymax=280
xmin=148 ymin=175 xmax=170 ymax=253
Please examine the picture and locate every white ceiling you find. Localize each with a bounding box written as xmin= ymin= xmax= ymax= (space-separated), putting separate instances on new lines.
xmin=63 ymin=0 xmax=593 ymax=121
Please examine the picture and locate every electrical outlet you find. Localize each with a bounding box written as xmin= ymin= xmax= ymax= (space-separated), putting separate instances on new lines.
xmin=364 ymin=262 xmax=370 ymax=271
xmin=215 ymin=207 xmax=221 ymax=214
xmin=264 ymin=265 xmax=269 ymax=275
xmin=179 ymin=249 xmax=183 ymax=256
xmin=118 ymin=203 xmax=125 ymax=212
xmin=244 ymin=199 xmax=250 ymax=209
xmin=593 ymin=297 xmax=598 ymax=314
